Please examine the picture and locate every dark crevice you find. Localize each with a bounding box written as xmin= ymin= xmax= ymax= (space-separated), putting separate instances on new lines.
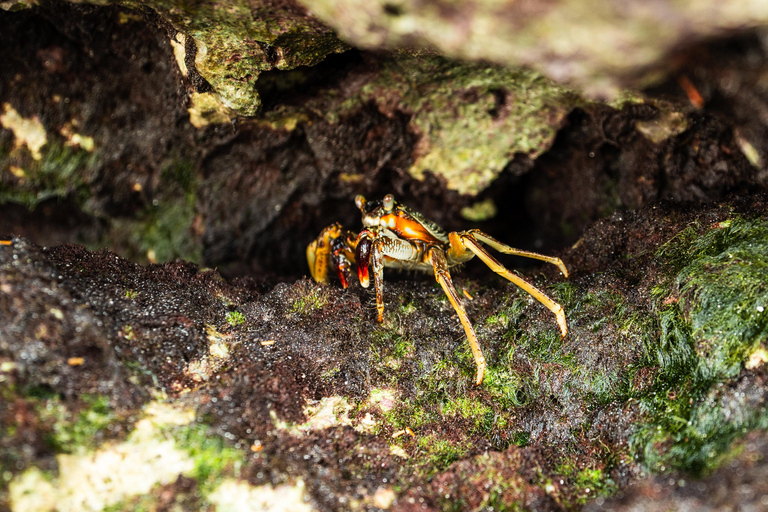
xmin=383 ymin=3 xmax=404 ymax=17
xmin=255 ymin=50 xmax=365 ymax=112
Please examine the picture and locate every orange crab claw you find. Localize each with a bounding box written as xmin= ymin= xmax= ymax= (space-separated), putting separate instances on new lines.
xmin=356 ymin=232 xmax=373 ymax=288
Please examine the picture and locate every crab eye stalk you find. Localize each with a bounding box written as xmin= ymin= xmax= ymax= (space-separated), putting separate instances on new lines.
xmin=355 ymin=195 xmax=367 ymax=211
xmin=383 ymin=194 xmax=395 ymax=212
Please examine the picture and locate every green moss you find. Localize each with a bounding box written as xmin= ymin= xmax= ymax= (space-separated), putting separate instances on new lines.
xmin=368 ymin=327 xmax=416 ymax=378
xmin=289 ymin=288 xmax=327 ymax=314
xmin=398 ymin=298 xmax=418 ymax=316
xmin=383 ymin=398 xmax=437 ymax=432
xmin=482 ymin=367 xmax=532 ymax=409
xmin=631 ymin=216 xmax=768 ymax=474
xmin=511 ymin=431 xmax=530 ymax=447
xmin=0 ymin=138 xmax=98 ymax=209
xmin=126 ymin=0 xmax=349 ymax=115
xmin=225 ymin=311 xmax=245 ymax=326
xmin=678 ymin=219 xmax=768 ymax=378
xmin=442 ymin=396 xmax=491 ymax=421
xmin=484 ymin=294 xmax=528 ymax=330
xmin=392 ymin=335 xmax=415 ymax=359
xmin=170 ymin=422 xmax=243 ymax=494
xmin=361 ymin=275 xmax=649 ymax=501
xmin=515 ymin=329 xmax=577 ymax=368
xmin=110 ymin=158 xmax=201 ymax=264
xmin=35 ymin=394 xmax=117 ymax=453
xmin=555 ymin=460 xmax=617 ymax=507
xmin=320 ymin=367 xmax=341 ymax=380
xmin=414 ymin=435 xmax=473 ymax=478
xmin=339 ymin=54 xmax=581 ymax=196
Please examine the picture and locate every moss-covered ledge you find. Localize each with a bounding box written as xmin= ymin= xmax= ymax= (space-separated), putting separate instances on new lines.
xmin=2 ymin=194 xmax=766 ymax=510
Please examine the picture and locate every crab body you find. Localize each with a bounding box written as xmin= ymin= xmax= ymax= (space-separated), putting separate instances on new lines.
xmin=307 ymin=194 xmax=569 ymax=384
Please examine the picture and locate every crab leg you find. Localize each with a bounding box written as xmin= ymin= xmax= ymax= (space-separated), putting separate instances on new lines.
xmin=371 ymin=238 xmax=385 ymax=322
xmin=357 ymin=231 xmax=420 ymax=323
xmin=429 ymin=247 xmax=486 ymax=385
xmin=464 ymin=229 xmax=569 ymax=278
xmin=452 ymin=232 xmax=568 ymax=338
xmin=355 ymin=230 xmax=385 ymax=322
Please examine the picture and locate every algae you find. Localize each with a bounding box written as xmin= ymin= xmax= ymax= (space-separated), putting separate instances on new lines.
xmin=344 ymin=54 xmax=581 ymax=195
xmin=0 ymin=137 xmax=98 ymax=209
xmin=169 ymin=421 xmax=244 ymax=494
xmin=109 ymin=157 xmax=201 ymax=264
xmin=632 ymin=216 xmax=768 ymax=474
xmin=128 ymin=0 xmax=349 ymax=115
xmin=225 ymin=310 xmax=245 ymax=326
xmin=44 ymin=395 xmax=116 ymax=454
xmin=288 ymin=282 xmax=328 ymax=314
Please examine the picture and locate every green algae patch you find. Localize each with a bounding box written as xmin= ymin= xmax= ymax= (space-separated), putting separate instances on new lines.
xmin=109 ymin=157 xmax=201 ymax=264
xmin=225 ymin=310 xmax=245 ymax=326
xmin=676 ymin=219 xmax=768 ymax=379
xmin=5 ymin=387 xmax=124 ymax=457
xmin=632 ymin=216 xmax=768 ymax=475
xmin=555 ymin=460 xmax=617 ymax=507
xmin=0 ymin=136 xmax=98 ymax=209
xmin=169 ymin=421 xmax=244 ymax=494
xmin=288 ymin=281 xmax=329 ymax=315
xmin=132 ymin=0 xmax=349 ymax=115
xmin=348 ymin=54 xmax=581 ymax=196
xmin=483 ymin=285 xmax=647 ymax=408
xmin=414 ymin=434 xmax=473 ymax=478
xmin=44 ymin=395 xmax=116 ymax=454
xmin=441 ymin=396 xmax=492 ymax=423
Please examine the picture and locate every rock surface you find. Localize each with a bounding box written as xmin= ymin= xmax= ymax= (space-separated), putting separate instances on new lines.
xmin=2 ymin=0 xmax=768 ymax=510
xmin=2 ymin=195 xmax=768 ymax=510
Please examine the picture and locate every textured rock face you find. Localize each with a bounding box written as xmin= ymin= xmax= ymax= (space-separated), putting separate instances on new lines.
xmin=2 ymin=197 xmax=768 ymax=510
xmin=298 ymin=0 xmax=768 ymax=97
xmin=3 ymin=1 xmax=768 ymax=275
xmin=2 ymin=0 xmax=768 ymax=510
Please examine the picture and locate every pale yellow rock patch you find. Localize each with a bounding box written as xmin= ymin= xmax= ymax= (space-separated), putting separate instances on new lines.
xmin=746 ymin=347 xmax=768 ymax=369
xmin=188 ymin=92 xmax=232 ymax=128
xmin=299 ymin=396 xmax=353 ymax=431
xmin=372 ymin=485 xmax=396 ymax=509
xmin=170 ymin=33 xmax=188 ymax=76
xmin=208 ymin=478 xmax=313 ymax=512
xmin=0 ymin=103 xmax=47 ymax=160
xmin=9 ymin=402 xmax=196 ymax=512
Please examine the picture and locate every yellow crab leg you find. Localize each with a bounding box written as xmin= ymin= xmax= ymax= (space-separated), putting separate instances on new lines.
xmin=371 ymin=238 xmax=385 ymax=323
xmin=429 ymin=247 xmax=486 ymax=385
xmin=464 ymin=229 xmax=569 ymax=278
xmin=455 ymin=233 xmax=568 ymax=338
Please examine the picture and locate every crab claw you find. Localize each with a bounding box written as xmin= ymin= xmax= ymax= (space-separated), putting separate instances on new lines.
xmin=306 ymin=238 xmax=328 ymax=284
xmin=307 ymin=223 xmax=357 ymax=287
xmin=332 ymin=250 xmax=353 ymax=289
xmin=356 ymin=232 xmax=373 ymax=288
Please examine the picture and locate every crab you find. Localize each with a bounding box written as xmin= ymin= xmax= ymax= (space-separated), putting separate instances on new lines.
xmin=306 ymin=194 xmax=569 ymax=385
